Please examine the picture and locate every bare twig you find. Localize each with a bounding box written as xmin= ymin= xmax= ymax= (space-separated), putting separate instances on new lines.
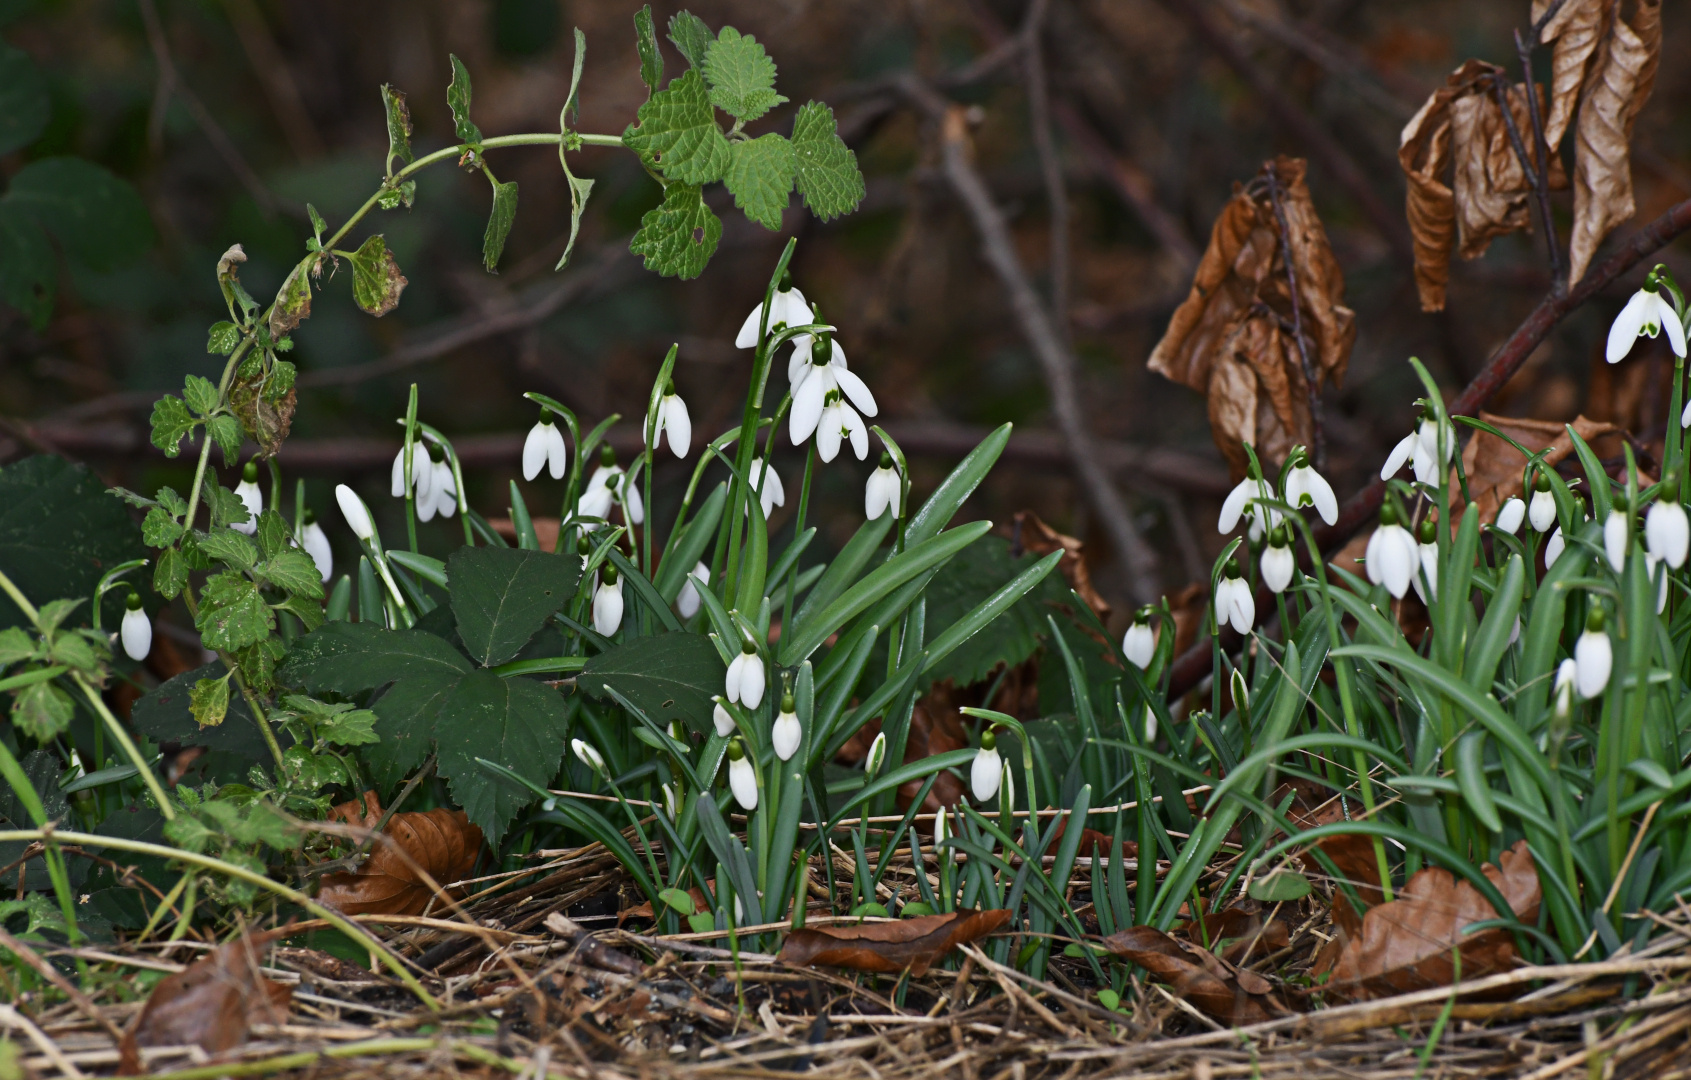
xmin=1262 ymin=162 xmax=1326 ymax=472
xmin=1515 ymin=28 xmax=1565 ymax=294
xmin=1217 ymin=0 xmax=1420 ymax=120
xmin=1020 ymin=0 xmax=1071 ymax=336
xmin=220 ymin=0 xmax=324 ymax=160
xmin=0 ymin=926 xmax=128 ymax=1045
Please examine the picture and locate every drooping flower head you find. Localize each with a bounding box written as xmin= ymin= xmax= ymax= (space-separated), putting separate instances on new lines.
xmin=1606 ymin=270 xmax=1687 ymax=363
xmin=1283 ymin=448 xmax=1337 ymax=525
xmin=970 ymin=728 xmax=1002 ymax=803
xmin=1214 ymin=558 xmax=1255 ymax=634
xmin=726 ymin=739 xmax=758 ymax=810
xmin=865 ymin=452 xmax=902 ymax=520
xmin=1528 ymin=470 xmax=1557 ymax=533
xmin=772 ymin=692 xmax=801 ymax=761
xmin=1365 ymin=502 xmax=1416 ymax=599
xmin=1122 ymin=606 xmax=1156 ymax=669
xmin=1574 ymin=606 xmax=1612 ymax=698
xmin=300 ymin=509 xmax=333 ymax=582
xmin=417 ymin=442 xmax=458 ymax=522
xmin=522 ymin=406 xmax=568 ymax=481
xmin=120 ymin=591 xmax=151 ymax=661
xmin=593 ymin=563 xmax=624 ymax=636
xmin=1645 ymin=492 xmax=1689 ymax=569
xmin=577 ymin=443 xmax=644 ymax=527
xmin=651 ymin=379 xmax=692 ymax=459
xmin=735 ymin=270 xmax=812 ymax=349
xmin=1261 ymin=525 xmax=1295 ymax=594
xmin=790 ymin=331 xmax=876 ymax=461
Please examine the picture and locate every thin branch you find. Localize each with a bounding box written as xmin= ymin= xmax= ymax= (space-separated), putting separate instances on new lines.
xmin=1020 ymin=0 xmax=1071 ymax=335
xmin=1263 ymin=161 xmax=1326 ymax=472
xmin=1515 ymin=29 xmax=1565 ymax=295
xmin=220 ymin=0 xmax=324 ymax=160
xmin=1217 ymin=0 xmax=1420 ymax=120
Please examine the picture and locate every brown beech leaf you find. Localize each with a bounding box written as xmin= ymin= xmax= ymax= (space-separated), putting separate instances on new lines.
xmin=1179 ymin=906 xmax=1292 ymax=967
xmin=1535 ymin=0 xmax=1608 ymax=151
xmin=1328 ymin=840 xmax=1541 ymax=1000
xmin=318 ymin=793 xmax=483 ymax=917
xmin=1012 ymin=510 xmax=1108 ymax=620
xmin=118 ymin=929 xmax=292 ymax=1074
xmin=619 ymin=885 xmax=709 ymax=927
xmin=1567 ymin=0 xmax=1661 ymax=283
xmin=1148 ymin=157 xmax=1353 ymax=478
xmin=778 ymin=909 xmax=1012 ymax=976
xmin=1104 ymin=925 xmax=1293 ymax=1024
xmin=1452 ymin=413 xmax=1619 ymax=526
xmin=835 ymin=682 xmax=970 ymax=812
xmin=1047 ymin=814 xmax=1137 ymax=861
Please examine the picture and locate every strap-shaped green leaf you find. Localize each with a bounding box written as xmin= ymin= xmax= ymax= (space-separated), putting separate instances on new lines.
xmin=905 ymin=423 xmax=1010 ymax=546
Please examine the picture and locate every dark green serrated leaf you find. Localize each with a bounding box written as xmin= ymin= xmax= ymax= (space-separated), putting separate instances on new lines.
xmin=628 ymin=183 xmax=720 ymax=280
xmin=149 ymin=396 xmax=197 ymax=457
xmin=633 ymin=5 xmax=662 ymax=95
xmin=202 ymin=482 xmax=248 ymax=531
xmin=377 ymin=181 xmax=416 ymax=210
xmin=554 ymin=171 xmax=594 ymax=272
xmin=481 ymin=180 xmax=518 ymax=274
xmin=0 ymin=203 xmax=53 ymax=327
xmin=0 ymin=456 xmax=147 ymax=630
xmin=198 ymin=528 xmax=258 ymax=571
xmin=183 ymin=375 xmax=218 ymax=418
xmin=274 ymin=593 xmax=324 ymax=634
xmin=447 ymin=546 xmax=581 ymax=667
xmin=258 ymin=548 xmax=324 ymax=599
xmin=11 ymin=680 xmax=73 ymax=742
xmin=381 ymin=83 xmax=413 ymax=171
xmin=189 ymin=673 xmax=230 ymax=727
xmin=667 ymin=11 xmax=713 ymax=71
xmin=578 ymin=631 xmax=721 ymax=736
xmin=924 ymin=536 xmax=1066 ymax=688
xmin=307 ymin=203 xmax=326 ymax=238
xmin=194 ymin=572 xmax=273 ymax=651
xmin=0 ymin=43 xmax=49 ymax=156
xmin=435 ymin=669 xmax=569 ymax=844
xmin=0 ymin=627 xmax=35 ymax=667
xmin=206 ymin=321 xmax=241 ymax=355
xmin=725 ymin=133 xmax=794 ymax=231
xmin=702 ymin=27 xmax=786 ymax=122
xmin=791 ymin=101 xmax=864 ymax=222
xmin=622 ymin=69 xmax=729 ymax=185
xmin=205 ymin=415 xmax=244 ymax=466
xmin=269 ymin=259 xmax=313 ymax=338
xmin=282 ymin=619 xmax=472 ymax=693
xmin=142 ymin=508 xmax=183 ymax=548
xmin=232 ymin=637 xmax=284 ymax=696
xmin=446 ymin=54 xmax=482 ymax=144
xmin=153 ymin=549 xmax=187 ymax=599
xmin=5 ymin=157 xmax=154 ymax=270
xmin=348 ymin=234 xmax=407 ymax=316
xmin=255 ymin=510 xmax=289 ymax=559
xmin=132 ymin=662 xmax=285 ymax=775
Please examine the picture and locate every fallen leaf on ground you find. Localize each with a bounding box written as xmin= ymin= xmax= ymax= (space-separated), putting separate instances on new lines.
xmin=118 ymin=928 xmax=292 ymax=1074
xmin=835 ymin=682 xmax=971 ymax=812
xmin=1327 ymin=839 xmax=1541 ymax=1000
xmin=1104 ymin=925 xmax=1293 ymax=1024
xmin=318 ymin=791 xmax=483 ymax=916
xmin=1047 ymin=815 xmax=1137 ymax=860
xmin=1012 ymin=510 xmax=1109 ymax=620
xmin=1452 ymin=413 xmax=1621 ymax=526
xmin=778 ymin=909 xmax=1012 ymax=976
xmin=1178 ymin=906 xmax=1292 ymax=967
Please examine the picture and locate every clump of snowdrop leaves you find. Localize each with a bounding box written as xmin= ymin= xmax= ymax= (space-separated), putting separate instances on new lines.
xmin=577 ymin=444 xmax=643 ymax=527
xmin=233 ymin=461 xmax=263 ymax=536
xmin=1606 ymin=270 xmax=1687 ymax=364
xmin=1365 ymin=503 xmax=1417 ymax=599
xmin=1381 ymin=409 xmax=1454 ymax=487
xmin=1214 ymin=558 xmax=1254 ymax=634
xmin=522 ymin=407 xmax=569 ymax=481
xmin=1122 ymin=606 xmax=1155 ymax=669
xmin=1575 ymin=608 xmax=1612 ymax=698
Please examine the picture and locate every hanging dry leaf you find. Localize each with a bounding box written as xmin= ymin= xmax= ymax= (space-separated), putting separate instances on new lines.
xmin=1327 ymin=840 xmax=1541 ymax=999
xmin=1148 ymin=157 xmax=1355 ymax=478
xmin=317 ymin=792 xmax=484 ymax=916
xmin=1535 ymin=0 xmax=1607 ymax=151
xmin=1452 ymin=412 xmax=1620 ymax=525
xmin=1012 ymin=510 xmax=1109 ymax=620
xmin=778 ymin=908 xmax=1012 ymax=976
xmin=1567 ymin=0 xmax=1661 ymax=283
xmin=118 ymin=929 xmax=292 ymax=1074
xmin=1104 ymin=925 xmax=1293 ymax=1025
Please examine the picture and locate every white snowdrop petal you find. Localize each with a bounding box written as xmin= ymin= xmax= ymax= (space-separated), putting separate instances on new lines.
xmin=1545 ymin=527 xmax=1565 ymax=568
xmin=1381 ymin=434 xmax=1415 ymax=480
xmin=1122 ymin=623 xmax=1155 ymax=669
xmin=1529 ymin=489 xmax=1558 ymax=533
xmin=772 ymin=713 xmax=802 ymax=761
xmin=665 ymin=396 xmax=692 ymax=458
xmin=1603 ymin=509 xmax=1629 ymax=572
xmin=593 ymin=582 xmax=624 ymax=636
xmin=1495 ymin=498 xmax=1525 ymax=535
xmin=790 ymin=371 xmax=826 ymax=444
xmin=833 ymin=366 xmax=878 ymax=417
xmin=120 ymin=607 xmax=152 ymax=661
xmin=729 ymin=757 xmax=759 ymax=810
xmin=336 ymin=485 xmax=374 ymax=540
xmin=713 ymin=701 xmax=737 ymax=737
xmin=1575 ymin=630 xmax=1612 ymax=698
xmin=740 ymin=656 xmax=766 ymax=710
xmin=725 ymin=653 xmax=745 ymax=704
xmin=1261 ymin=544 xmax=1294 ymax=593
xmin=1606 ymin=291 xmax=1651 ymax=362
xmin=233 ymin=481 xmax=263 ymax=536
xmin=843 ymin=406 xmax=869 ymax=460
xmin=735 ymin=302 xmax=767 ymax=349
xmin=971 ymin=748 xmax=1002 ymax=803
xmin=1646 ymin=501 xmax=1690 ymax=569
xmin=522 ymin=425 xmax=548 ymax=482
xmin=1218 ymin=478 xmax=1254 ymax=534
xmin=815 ymin=407 xmax=843 ymax=462
xmin=302 ymin=522 xmax=333 ymax=582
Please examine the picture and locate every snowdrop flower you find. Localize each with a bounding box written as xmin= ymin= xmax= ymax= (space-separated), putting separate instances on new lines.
xmin=1142 ymin=705 xmax=1158 ymax=744
xmin=1213 ymin=559 xmax=1255 ymax=634
xmin=864 ymin=731 xmax=887 ymax=778
xmin=713 ymin=700 xmax=737 ymax=738
xmin=1683 ymin=398 xmax=1691 ymax=429
xmin=726 ymin=740 xmax=758 ymax=810
xmin=747 ymin=458 xmax=785 ymax=519
xmin=1545 ymin=525 xmax=1566 ymax=568
xmin=1553 ymin=658 xmax=1577 ymax=720
xmin=119 ymin=592 xmax=151 ymax=661
xmin=1261 ymin=527 xmax=1295 ymax=594
xmin=1283 ymin=450 xmax=1337 ymax=525
xmin=1365 ymin=504 xmax=1416 ymax=599
xmin=678 ymin=562 xmax=709 ymax=619
xmin=572 ymin=738 xmax=605 ymax=773
xmin=335 ymin=484 xmax=374 ymax=541
xmin=1574 ymin=608 xmax=1612 ymax=698
xmin=790 ymin=333 xmax=877 ymax=459
xmin=933 ymin=804 xmax=951 ymax=852
xmin=1413 ymin=517 xmax=1439 ymax=604
xmin=1122 ymin=607 xmax=1156 ymax=669
xmin=735 ymin=275 xmax=812 ymax=348
xmin=1528 ymin=472 xmax=1557 ymax=533
xmin=592 ymin=565 xmax=625 ymax=636
xmin=1000 ymin=759 xmax=1015 ymax=811
xmin=1646 ymin=554 xmax=1669 ymax=613
xmin=772 ymin=693 xmax=802 ymax=761
xmin=416 ymin=443 xmax=458 ymax=522
xmin=577 ymin=445 xmax=643 ymax=526
xmin=1603 ymin=508 xmax=1630 ymax=572
xmin=816 ymin=390 xmax=870 ymax=462
xmin=724 ymin=640 xmax=766 ymax=710
xmin=1646 ymin=497 xmax=1690 ymax=569
xmin=300 ymin=510 xmax=333 ymax=582
xmin=390 ymin=443 xmax=430 ymax=505
xmin=661 ymin=783 xmax=679 ymax=820
xmin=1217 ymin=470 xmax=1279 ymax=536
xmin=1605 ymin=276 xmax=1686 ymax=362
xmin=651 ymin=380 xmax=692 ymax=458
xmin=971 ymin=729 xmax=1002 ymax=803
xmin=233 ymin=461 xmax=263 ymax=535
xmin=1382 ymin=412 xmax=1453 ymax=486
xmin=865 ymin=453 xmax=902 ymax=520
xmin=522 ymin=408 xmax=569 ymax=481
xmin=1494 ymin=497 xmax=1526 ymax=535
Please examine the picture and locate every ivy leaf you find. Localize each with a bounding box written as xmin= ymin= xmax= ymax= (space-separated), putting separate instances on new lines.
xmin=11 ymin=681 xmax=74 ymax=742
xmin=149 ymin=396 xmax=197 ymax=457
xmin=633 ymin=4 xmax=663 ymax=96
xmin=447 ymin=546 xmax=581 ymax=667
xmin=703 ymin=27 xmax=786 ymax=122
xmin=0 ymin=204 xmax=54 ymax=327
xmin=435 ymin=669 xmax=570 ymax=844
xmin=257 ymin=548 xmax=324 ymax=600
xmin=188 ymin=673 xmax=231 ymax=728
xmin=725 ymin=133 xmax=794 ymax=231
xmin=578 ymin=631 xmax=722 ymax=736
xmin=0 ymin=43 xmax=50 ymax=156
xmin=194 ymin=572 xmax=273 ymax=652
xmin=628 ymin=183 xmax=721 ymax=280
xmin=205 ymin=415 xmax=244 ymax=466
xmin=446 ymin=54 xmax=482 ymax=145
xmin=153 ymin=549 xmax=188 ymax=599
xmin=182 ymin=375 xmax=219 ymax=418
xmin=791 ymin=101 xmax=865 ymax=222
xmin=667 ymin=10 xmax=714 ymax=71
xmin=381 ymin=83 xmax=414 ymax=173
xmin=206 ymin=321 xmax=241 ymax=355
xmin=621 ymin=69 xmax=730 ymax=186
xmin=481 ymin=179 xmax=518 ymax=274
xmin=348 ymin=234 xmax=407 ymax=316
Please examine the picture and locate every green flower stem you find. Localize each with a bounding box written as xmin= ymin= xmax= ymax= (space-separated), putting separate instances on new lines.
xmin=403 ymin=383 xmax=419 ymax=554
xmin=0 ymin=828 xmax=438 ymax=1009
xmin=0 ymin=665 xmax=67 ymax=693
xmin=230 ymin=669 xmax=286 ymax=773
xmin=782 ymin=444 xmax=815 ymax=639
xmin=0 ymin=739 xmax=80 ymax=940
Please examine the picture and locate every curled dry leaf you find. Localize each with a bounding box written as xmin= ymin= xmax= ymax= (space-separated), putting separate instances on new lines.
xmin=118 ymin=928 xmax=292 ymax=1074
xmin=1012 ymin=510 xmax=1109 ymax=620
xmin=1453 ymin=412 xmax=1621 ymax=526
xmin=317 ymin=791 xmax=483 ymax=916
xmin=1148 ymin=156 xmax=1354 ymax=478
xmin=778 ymin=908 xmax=1012 ymax=976
xmin=1327 ymin=839 xmax=1542 ymax=1000
xmin=1104 ymin=925 xmax=1293 ymax=1025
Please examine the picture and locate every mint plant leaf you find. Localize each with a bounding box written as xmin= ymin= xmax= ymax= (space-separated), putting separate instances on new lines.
xmin=149 ymin=395 xmax=197 ymax=457
xmin=12 ymin=681 xmax=74 ymax=743
xmin=703 ymin=27 xmax=786 ymax=122
xmin=482 ymin=179 xmax=518 ymax=273
xmin=628 ymin=183 xmax=721 ymax=280
xmin=189 ymin=673 xmax=231 ymax=727
xmin=0 ymin=627 xmax=35 ymax=667
xmin=791 ymin=101 xmax=865 ymax=222
xmin=269 ymin=260 xmax=313 ymax=338
xmin=183 ymin=375 xmax=219 ymax=418
xmin=274 ymin=593 xmax=324 ymax=634
xmin=255 ymin=511 xmax=290 ymax=559
xmin=434 ymin=669 xmax=569 ymax=845
xmin=348 ymin=234 xmax=407 ymax=316
xmin=621 ymin=69 xmax=730 ymax=186
xmin=206 ymin=321 xmax=241 ymax=355
xmin=142 ymin=508 xmax=183 ymax=548
xmin=553 ymin=171 xmax=594 ymax=272
xmin=579 ymin=631 xmax=722 ymax=736
xmin=153 ymin=549 xmax=187 ymax=599
xmin=446 ymin=54 xmax=482 ymax=145
xmin=205 ymin=415 xmax=244 ymax=466
xmin=258 ymin=548 xmax=324 ymax=600
xmin=633 ymin=4 xmax=663 ymax=96
xmin=198 ymin=528 xmax=258 ymax=572
xmin=447 ymin=546 xmax=581 ymax=667
xmin=725 ymin=133 xmax=794 ymax=231
xmin=194 ymin=572 xmax=273 ymax=652
xmin=667 ymin=11 xmax=713 ymax=71
xmin=0 ymin=44 xmax=50 ymax=156
xmin=381 ymin=83 xmax=413 ymax=173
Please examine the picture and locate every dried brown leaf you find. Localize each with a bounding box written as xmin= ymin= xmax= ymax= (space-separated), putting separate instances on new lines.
xmin=1103 ymin=925 xmax=1293 ymax=1025
xmin=1568 ymin=0 xmax=1661 ymax=283
xmin=1453 ymin=412 xmax=1618 ymax=525
xmin=1328 ymin=840 xmax=1542 ymax=1000
xmin=1012 ymin=510 xmax=1109 ymax=620
xmin=1178 ymin=906 xmax=1291 ymax=966
xmin=318 ymin=793 xmax=483 ymax=917
xmin=835 ymin=683 xmax=970 ymax=812
xmin=1536 ymin=0 xmax=1608 ymax=151
xmin=118 ymin=929 xmax=292 ymax=1074
xmin=778 ymin=908 xmax=1012 ymax=976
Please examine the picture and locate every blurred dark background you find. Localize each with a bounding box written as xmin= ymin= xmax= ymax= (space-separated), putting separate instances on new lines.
xmin=3 ymin=0 xmax=1688 ymax=633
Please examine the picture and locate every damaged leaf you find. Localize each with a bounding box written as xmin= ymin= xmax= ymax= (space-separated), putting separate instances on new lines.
xmin=778 ymin=908 xmax=1011 ymax=976
xmin=118 ymin=928 xmax=292 ymax=1074
xmin=1104 ymin=924 xmax=1292 ymax=1025
xmin=268 ymin=258 xmax=313 ymax=339
xmin=348 ymin=234 xmax=407 ymax=316
xmin=317 ymin=793 xmax=484 ymax=916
